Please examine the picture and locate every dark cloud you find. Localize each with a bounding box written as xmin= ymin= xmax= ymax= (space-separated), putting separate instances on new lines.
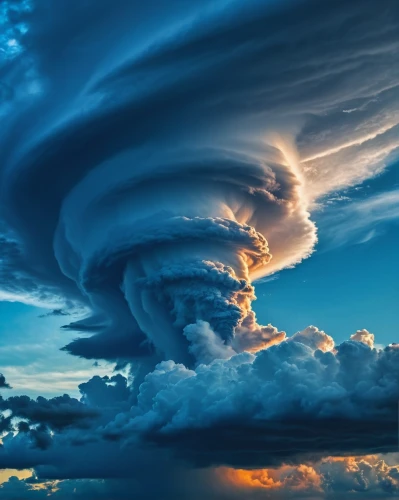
xmin=1 ymin=338 xmax=397 ymax=473
xmin=0 ymin=393 xmax=99 ymax=431
xmin=62 ymin=329 xmax=154 ymax=361
xmin=0 ymin=373 xmax=12 ymax=389
xmin=38 ymin=309 xmax=70 ymax=318
xmin=78 ymin=374 xmax=131 ymax=408
xmin=116 ymin=341 xmax=399 ymax=468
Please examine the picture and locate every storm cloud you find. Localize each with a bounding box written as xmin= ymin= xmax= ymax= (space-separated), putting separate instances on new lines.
xmin=1 ymin=0 xmax=398 ymax=362
xmin=0 ymin=0 xmax=398 ymax=497
xmin=109 ymin=339 xmax=399 ymax=467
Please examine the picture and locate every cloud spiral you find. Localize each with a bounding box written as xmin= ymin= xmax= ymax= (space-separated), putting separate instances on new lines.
xmin=0 ymin=0 xmax=398 ymax=495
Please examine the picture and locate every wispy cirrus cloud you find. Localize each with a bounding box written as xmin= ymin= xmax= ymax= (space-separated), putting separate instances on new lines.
xmin=319 ymin=188 xmax=399 ymax=247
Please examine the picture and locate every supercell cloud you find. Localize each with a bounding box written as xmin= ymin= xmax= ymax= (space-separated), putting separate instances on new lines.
xmin=0 ymin=0 xmax=398 ymax=497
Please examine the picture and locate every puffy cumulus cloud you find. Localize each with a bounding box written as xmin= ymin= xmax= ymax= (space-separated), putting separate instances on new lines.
xmin=0 ymin=335 xmax=398 ymax=498
xmin=220 ymin=463 xmax=323 ymax=495
xmin=318 ymin=455 xmax=399 ymax=496
xmin=94 ymin=338 xmax=399 ymax=468
xmin=218 ymin=455 xmax=399 ymax=499
xmin=232 ymin=312 xmax=286 ymax=353
xmin=289 ymin=326 xmax=335 ymax=353
xmin=350 ymin=329 xmax=375 ymax=349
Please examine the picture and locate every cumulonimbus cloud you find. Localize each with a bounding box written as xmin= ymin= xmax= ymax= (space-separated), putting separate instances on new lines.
xmin=1 ymin=0 xmax=398 ymax=363
xmin=0 ymin=0 xmax=398 ymax=494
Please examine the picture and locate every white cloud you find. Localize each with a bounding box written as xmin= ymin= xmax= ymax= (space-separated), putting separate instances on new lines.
xmin=318 ymin=189 xmax=399 ymax=247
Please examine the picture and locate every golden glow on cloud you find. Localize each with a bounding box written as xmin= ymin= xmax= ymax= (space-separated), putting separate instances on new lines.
xmin=0 ymin=470 xmax=60 ymax=494
xmin=217 ymin=455 xmax=399 ymax=494
xmin=218 ymin=463 xmax=322 ymax=492
xmin=0 ymin=469 xmax=32 ymax=485
xmin=300 ymin=121 xmax=399 ymax=164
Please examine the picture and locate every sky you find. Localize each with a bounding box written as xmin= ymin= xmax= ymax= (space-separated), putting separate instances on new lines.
xmin=0 ymin=0 xmax=398 ymax=498
xmin=255 ymin=162 xmax=399 ymax=344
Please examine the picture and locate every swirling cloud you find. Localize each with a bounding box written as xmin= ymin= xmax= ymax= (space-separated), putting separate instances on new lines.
xmin=0 ymin=0 xmax=398 ymax=497
xmin=1 ymin=0 xmax=397 ymax=364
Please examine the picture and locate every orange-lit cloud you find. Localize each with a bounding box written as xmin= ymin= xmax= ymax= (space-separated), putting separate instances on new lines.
xmin=218 ymin=454 xmax=399 ymax=497
xmin=0 ymin=469 xmax=32 ymax=485
xmin=350 ymin=329 xmax=375 ymax=348
xmin=219 ymin=463 xmax=322 ymax=493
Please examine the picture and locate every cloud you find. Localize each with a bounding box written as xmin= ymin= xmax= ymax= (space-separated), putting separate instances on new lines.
xmin=0 ymin=0 xmax=397 ymax=363
xmin=96 ymin=338 xmax=399 ymax=468
xmin=183 ymin=321 xmax=235 ymax=365
xmin=289 ymin=325 xmax=334 ymax=353
xmin=38 ymin=309 xmax=70 ymax=318
xmin=1 ymin=451 xmax=399 ymax=499
xmin=0 ymin=234 xmax=73 ymax=308
xmin=219 ymin=454 xmax=399 ymax=498
xmin=0 ymin=470 xmax=227 ymax=500
xmin=0 ymin=373 xmax=11 ymax=389
xmin=232 ymin=311 xmax=286 ymax=353
xmin=0 ymin=393 xmax=99 ymax=432
xmin=318 ymin=189 xmax=399 ymax=247
xmin=0 ymin=0 xmax=398 ymax=497
xmin=0 ymin=333 xmax=398 ymax=498
xmin=350 ymin=329 xmax=375 ymax=349
xmin=0 ymin=363 xmax=114 ymax=397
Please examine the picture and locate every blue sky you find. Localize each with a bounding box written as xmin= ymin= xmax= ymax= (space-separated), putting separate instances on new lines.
xmin=255 ymin=161 xmax=399 ymax=345
xmin=0 ymin=302 xmax=113 ymax=398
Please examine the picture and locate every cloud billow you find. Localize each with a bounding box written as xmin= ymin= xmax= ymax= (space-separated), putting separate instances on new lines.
xmin=115 ymin=340 xmax=399 ymax=467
